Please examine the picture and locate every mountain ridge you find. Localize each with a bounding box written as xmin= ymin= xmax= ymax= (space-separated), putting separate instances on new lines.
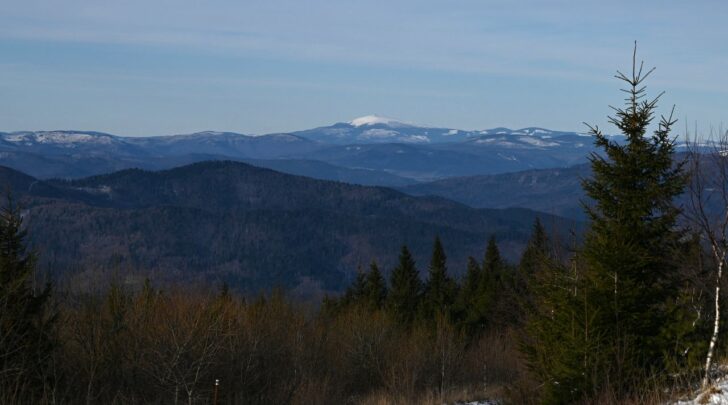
xmin=0 ymin=118 xmax=615 ymax=182
xmin=0 ymin=161 xmax=576 ymax=294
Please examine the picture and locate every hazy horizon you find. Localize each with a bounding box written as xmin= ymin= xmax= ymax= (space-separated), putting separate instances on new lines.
xmin=1 ymin=0 xmax=727 ymax=136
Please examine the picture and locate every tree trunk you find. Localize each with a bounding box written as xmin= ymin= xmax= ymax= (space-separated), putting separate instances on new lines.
xmin=703 ymin=258 xmax=724 ymax=388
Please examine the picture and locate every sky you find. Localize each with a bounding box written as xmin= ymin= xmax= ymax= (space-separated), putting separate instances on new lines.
xmin=0 ymin=0 xmax=727 ymax=136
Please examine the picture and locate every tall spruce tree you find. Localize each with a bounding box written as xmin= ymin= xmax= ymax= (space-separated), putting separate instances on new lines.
xmin=454 ymin=256 xmax=494 ymax=337
xmin=386 ymin=245 xmax=422 ymax=325
xmin=519 ymin=218 xmax=549 ymax=279
xmin=515 ymin=219 xmax=552 ymax=324
xmin=0 ymin=196 xmax=54 ymax=397
xmin=422 ymin=237 xmax=457 ymax=321
xmin=523 ymin=48 xmax=688 ymax=403
xmin=483 ymin=235 xmax=503 ymax=275
xmin=363 ymin=261 xmax=387 ymax=310
xmin=342 ymin=266 xmax=367 ymax=306
xmin=581 ymin=49 xmax=686 ymax=393
xmin=483 ymin=235 xmax=515 ymax=328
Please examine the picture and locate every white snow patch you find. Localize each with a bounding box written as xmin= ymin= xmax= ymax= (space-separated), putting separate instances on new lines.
xmin=360 ymin=129 xmax=399 ymax=139
xmin=674 ymin=379 xmax=728 ymax=404
xmin=517 ymin=136 xmax=559 ymax=147
xmin=350 ymin=115 xmax=405 ymax=127
xmin=497 ymin=153 xmax=518 ymax=161
xmin=4 ymin=134 xmax=26 ymax=142
xmin=4 ymin=132 xmax=115 ymax=145
xmin=77 ymin=185 xmax=112 ymax=196
xmin=403 ymin=135 xmax=430 ymax=143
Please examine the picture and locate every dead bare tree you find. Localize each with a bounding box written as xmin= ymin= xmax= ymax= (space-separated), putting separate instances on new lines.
xmin=685 ymin=125 xmax=728 ymax=389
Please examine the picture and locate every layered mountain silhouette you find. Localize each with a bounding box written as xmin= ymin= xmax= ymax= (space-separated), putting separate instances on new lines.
xmin=0 ymin=118 xmax=612 ymax=181
xmin=1 ymin=161 xmax=573 ymax=295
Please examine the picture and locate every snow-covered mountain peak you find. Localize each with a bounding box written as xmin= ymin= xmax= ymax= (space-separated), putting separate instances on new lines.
xmin=349 ymin=115 xmax=408 ymax=128
xmin=2 ymin=131 xmax=117 ymax=145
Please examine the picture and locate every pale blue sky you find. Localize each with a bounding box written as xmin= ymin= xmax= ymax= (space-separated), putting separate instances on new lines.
xmin=1 ymin=0 xmax=726 ymax=136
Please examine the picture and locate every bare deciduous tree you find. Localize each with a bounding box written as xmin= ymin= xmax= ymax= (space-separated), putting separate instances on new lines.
xmin=685 ymin=126 xmax=728 ymax=389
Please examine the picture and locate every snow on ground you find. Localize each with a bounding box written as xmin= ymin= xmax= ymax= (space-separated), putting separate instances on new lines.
xmin=674 ymin=379 xmax=728 ymax=405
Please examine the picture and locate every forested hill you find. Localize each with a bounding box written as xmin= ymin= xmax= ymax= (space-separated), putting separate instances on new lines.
xmin=1 ymin=161 xmax=574 ymax=295
xmin=400 ymin=163 xmax=591 ymax=220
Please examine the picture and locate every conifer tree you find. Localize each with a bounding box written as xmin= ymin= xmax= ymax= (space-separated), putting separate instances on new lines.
xmin=454 ymin=257 xmax=494 ymax=337
xmin=521 ymin=256 xmax=598 ymax=404
xmin=422 ymin=237 xmax=457 ymax=321
xmin=523 ymin=47 xmax=688 ymax=402
xmin=386 ymin=245 xmax=422 ymax=325
xmin=519 ymin=218 xmax=549 ymax=278
xmin=0 ymin=196 xmax=54 ymax=397
xmin=483 ymin=235 xmax=503 ymax=275
xmin=580 ymin=48 xmax=686 ymax=393
xmin=343 ymin=266 xmax=367 ymax=306
xmin=363 ymin=261 xmax=387 ymax=310
xmin=514 ymin=219 xmax=552 ymax=324
xmin=483 ymin=235 xmax=515 ymax=328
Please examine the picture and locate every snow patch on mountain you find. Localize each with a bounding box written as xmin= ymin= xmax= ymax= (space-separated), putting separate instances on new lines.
xmin=517 ymin=136 xmax=560 ymax=147
xmin=361 ymin=129 xmax=400 ymax=139
xmin=349 ymin=115 xmax=407 ymax=127
xmin=404 ymin=135 xmax=430 ymax=143
xmin=4 ymin=131 xmax=115 ymax=145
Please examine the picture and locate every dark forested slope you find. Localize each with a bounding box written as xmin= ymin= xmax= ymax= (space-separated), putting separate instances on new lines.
xmin=2 ymin=161 xmax=572 ymax=294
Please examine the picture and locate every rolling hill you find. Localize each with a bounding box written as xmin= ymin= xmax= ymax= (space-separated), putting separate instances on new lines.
xmin=1 ymin=161 xmax=574 ymax=295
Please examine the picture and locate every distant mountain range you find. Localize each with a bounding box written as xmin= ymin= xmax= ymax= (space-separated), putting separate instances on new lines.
xmin=292 ymin=115 xmax=592 ymax=145
xmin=401 ymin=164 xmax=592 ymax=220
xmin=0 ymin=161 xmax=572 ymax=295
xmin=400 ymin=152 xmax=698 ymax=221
xmin=0 ymin=116 xmax=613 ymax=182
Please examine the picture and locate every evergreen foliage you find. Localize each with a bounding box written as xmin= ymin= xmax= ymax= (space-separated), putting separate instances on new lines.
xmin=522 ymin=48 xmax=689 ymax=402
xmin=521 ymin=256 xmax=600 ymax=404
xmin=362 ymin=261 xmax=387 ymax=310
xmin=343 ymin=266 xmax=368 ymax=306
xmin=518 ymin=218 xmax=549 ymax=279
xmin=422 ymin=237 xmax=457 ymax=321
xmin=483 ymin=236 xmax=517 ymax=330
xmin=454 ymin=256 xmax=495 ymax=337
xmin=483 ymin=235 xmax=503 ymax=275
xmin=0 ymin=196 xmax=55 ymax=398
xmin=386 ymin=245 xmax=422 ymax=325
xmin=580 ymin=51 xmax=687 ymax=393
